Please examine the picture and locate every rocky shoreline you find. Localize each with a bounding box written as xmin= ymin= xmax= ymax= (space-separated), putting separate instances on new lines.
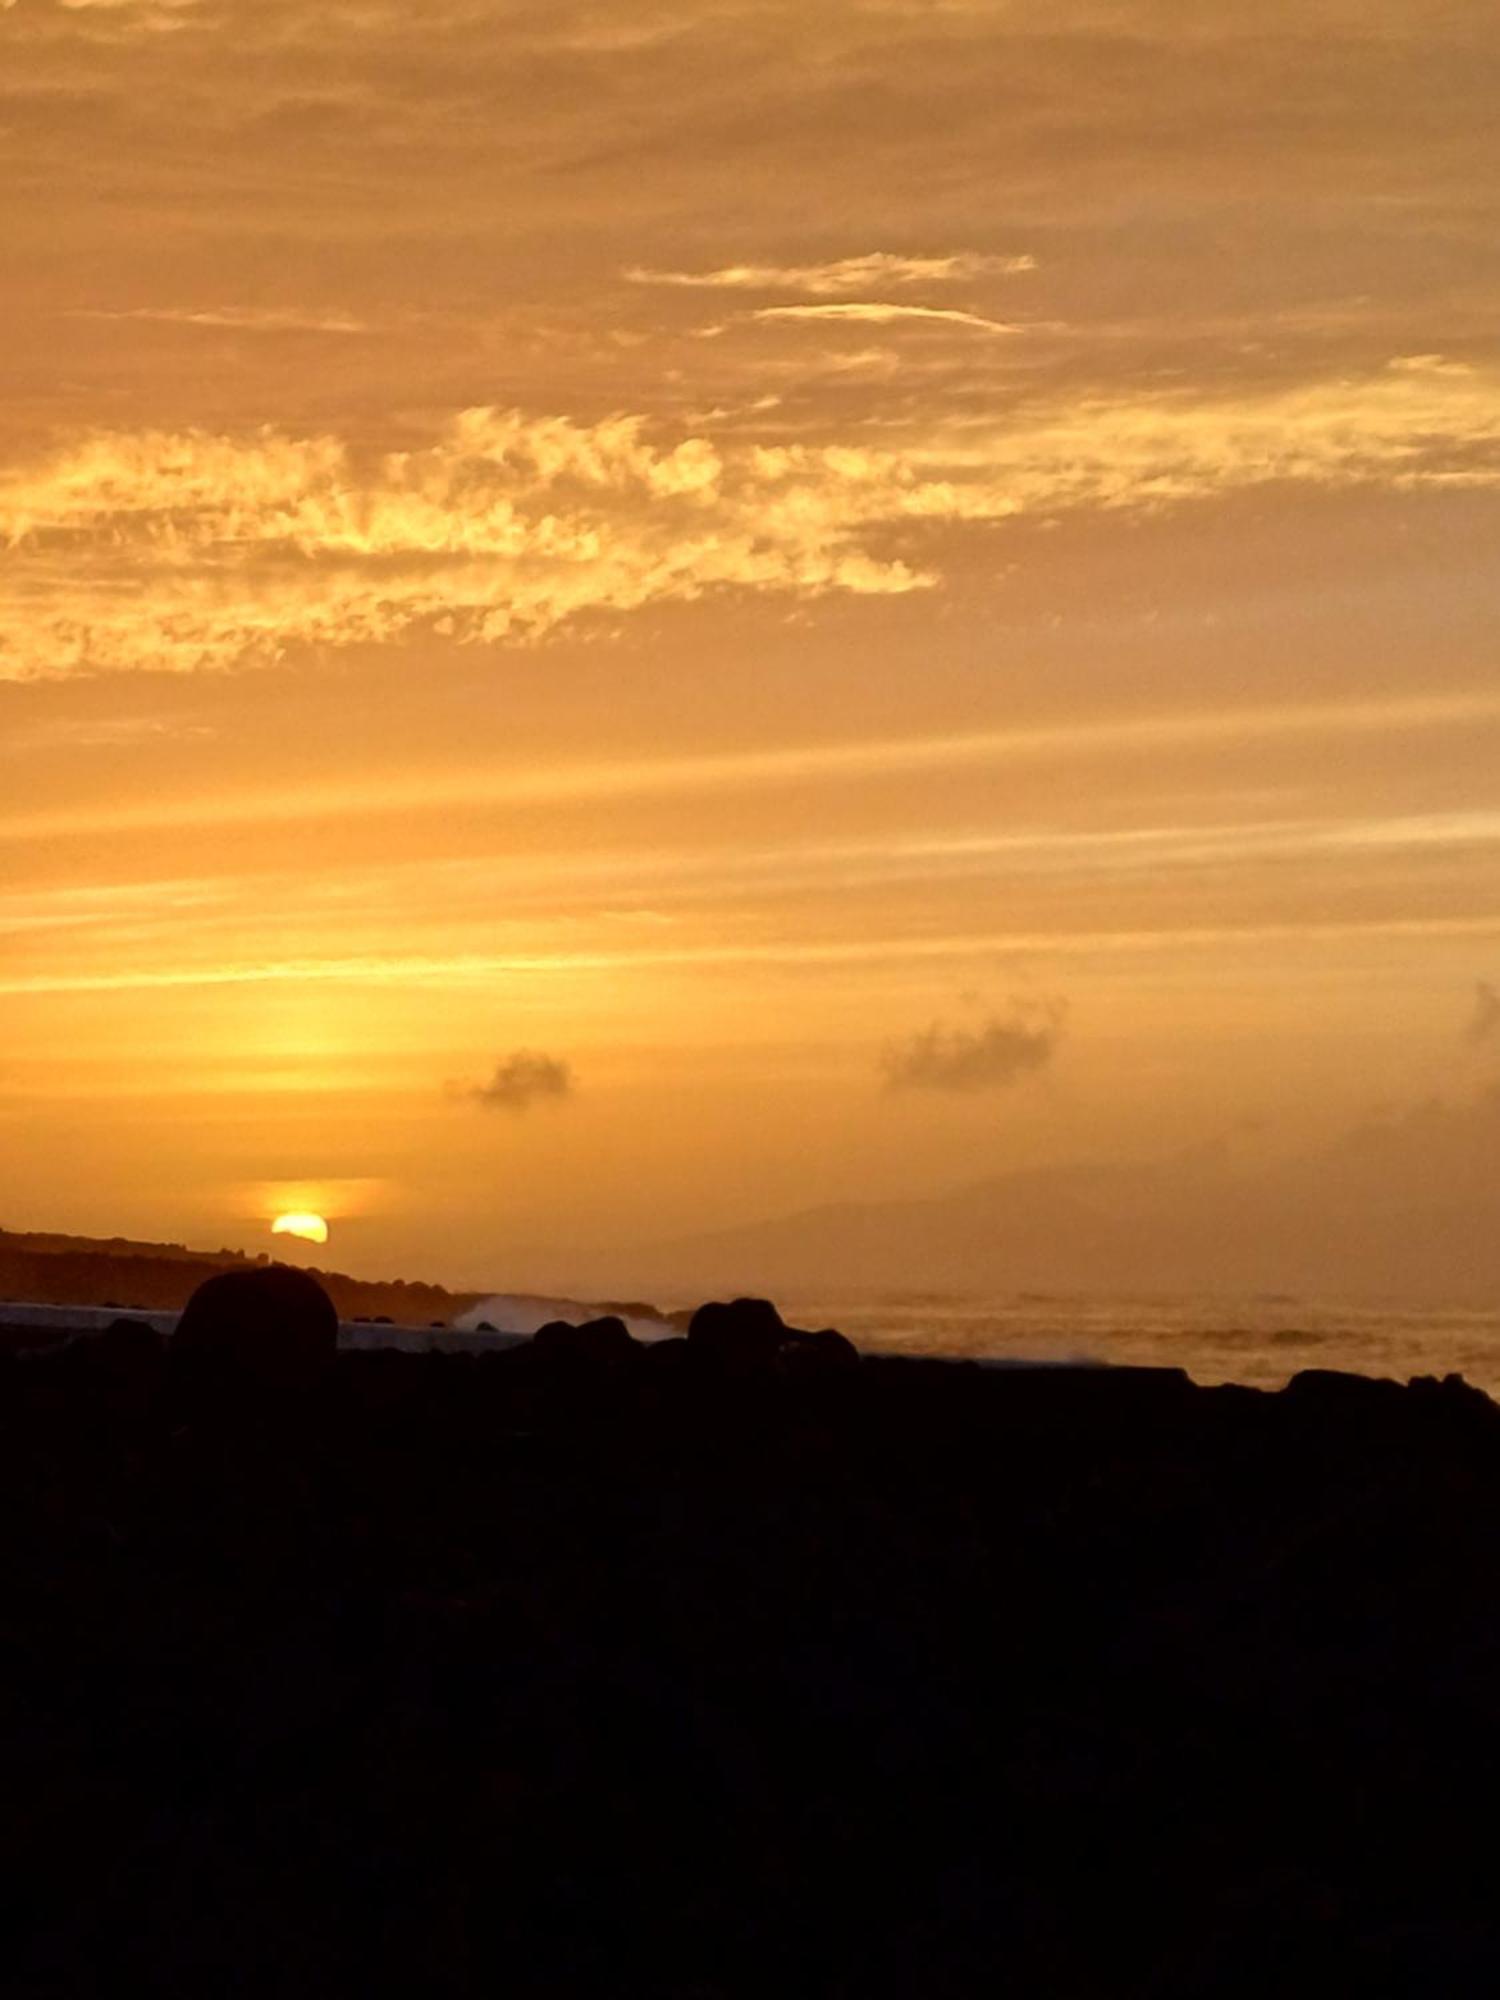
xmin=8 ymin=1278 xmax=1500 ymax=1996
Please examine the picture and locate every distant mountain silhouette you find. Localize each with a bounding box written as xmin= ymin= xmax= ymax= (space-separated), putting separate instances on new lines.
xmin=618 ymin=1101 xmax=1500 ymax=1302
xmin=12 ymin=1080 xmax=1500 ymax=1315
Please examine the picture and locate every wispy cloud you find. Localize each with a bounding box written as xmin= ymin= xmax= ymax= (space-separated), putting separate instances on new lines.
xmin=463 ymin=1050 xmax=575 ymax=1112
xmin=47 ymin=0 xmax=201 ymax=15
xmin=5 ymin=357 xmax=1500 ymax=678
xmin=67 ymin=306 xmax=371 ymax=335
xmin=7 ymin=714 xmax=217 ymax=752
xmin=34 ymin=0 xmax=205 ymax=32
xmin=627 ymin=252 xmax=1035 ymax=296
xmin=752 ymin=302 xmax=1022 ymax=334
xmin=882 ymin=999 xmax=1067 ymax=1094
xmin=7 ymin=920 xmax=1500 ymax=1001
xmin=9 ymin=694 xmax=1500 ymax=844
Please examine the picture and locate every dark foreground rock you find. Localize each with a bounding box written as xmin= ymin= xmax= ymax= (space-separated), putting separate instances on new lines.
xmin=6 ymin=1294 xmax=1500 ymax=1997
xmin=172 ymin=1262 xmax=340 ymax=1387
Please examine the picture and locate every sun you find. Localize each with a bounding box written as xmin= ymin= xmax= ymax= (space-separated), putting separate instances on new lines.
xmin=271 ymin=1212 xmax=329 ymax=1247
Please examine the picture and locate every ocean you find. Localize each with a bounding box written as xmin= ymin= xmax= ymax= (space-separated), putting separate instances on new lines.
xmin=13 ymin=1288 xmax=1499 ymax=1395
xmin=771 ymin=1290 xmax=1500 ymax=1392
xmin=454 ymin=1288 xmax=1500 ymax=1395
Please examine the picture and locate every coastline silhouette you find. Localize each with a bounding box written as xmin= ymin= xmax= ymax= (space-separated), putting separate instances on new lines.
xmin=7 ymin=1267 xmax=1500 ymax=1996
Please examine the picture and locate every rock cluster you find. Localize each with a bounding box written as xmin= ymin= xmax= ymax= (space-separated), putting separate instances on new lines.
xmin=6 ymin=1271 xmax=1500 ymax=1998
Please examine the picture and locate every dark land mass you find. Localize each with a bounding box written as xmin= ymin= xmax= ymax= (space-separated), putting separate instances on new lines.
xmin=0 ymin=1225 xmax=479 ymax=1326
xmin=8 ymin=1287 xmax=1500 ymax=1997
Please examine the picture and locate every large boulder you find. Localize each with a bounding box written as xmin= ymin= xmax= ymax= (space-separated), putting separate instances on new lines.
xmin=173 ymin=1264 xmax=339 ymax=1387
xmin=685 ymin=1298 xmax=858 ymax=1377
xmin=776 ymin=1326 xmax=860 ymax=1376
xmin=98 ymin=1316 xmax=166 ymax=1367
xmin=532 ymin=1315 xmax=636 ymax=1365
xmin=687 ymin=1297 xmax=788 ymax=1370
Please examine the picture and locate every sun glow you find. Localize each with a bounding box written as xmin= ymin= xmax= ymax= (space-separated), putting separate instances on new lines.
xmin=271 ymin=1211 xmax=329 ymax=1246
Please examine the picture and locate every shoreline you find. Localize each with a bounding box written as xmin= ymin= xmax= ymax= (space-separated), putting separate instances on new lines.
xmin=9 ymin=1293 xmax=1500 ymax=1994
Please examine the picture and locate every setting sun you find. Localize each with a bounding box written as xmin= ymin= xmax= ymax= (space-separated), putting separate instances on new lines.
xmin=271 ymin=1212 xmax=329 ymax=1247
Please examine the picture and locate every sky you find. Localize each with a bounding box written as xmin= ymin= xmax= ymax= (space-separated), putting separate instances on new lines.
xmin=3 ymin=0 xmax=1500 ymax=1295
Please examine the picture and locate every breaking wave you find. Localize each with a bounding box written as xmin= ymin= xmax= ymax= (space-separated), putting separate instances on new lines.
xmin=455 ymin=1293 xmax=675 ymax=1343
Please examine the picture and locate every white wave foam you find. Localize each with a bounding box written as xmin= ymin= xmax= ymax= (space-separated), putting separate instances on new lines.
xmin=455 ymin=1293 xmax=674 ymax=1343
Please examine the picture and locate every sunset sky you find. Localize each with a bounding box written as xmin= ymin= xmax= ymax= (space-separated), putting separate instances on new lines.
xmin=4 ymin=0 xmax=1500 ymax=1293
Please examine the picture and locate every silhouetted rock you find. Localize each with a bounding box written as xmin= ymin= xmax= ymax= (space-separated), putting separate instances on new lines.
xmin=1285 ymin=1366 xmax=1399 ymax=1404
xmin=1407 ymin=1370 xmax=1496 ymax=1419
xmin=95 ymin=1316 xmax=165 ymax=1374
xmin=533 ymin=1315 xmax=637 ymax=1369
xmin=172 ymin=1262 xmax=338 ymax=1386
xmin=101 ymin=1314 xmax=163 ymax=1354
xmin=639 ymin=1334 xmax=694 ymax=1374
xmin=687 ymin=1297 xmax=859 ymax=1377
xmin=777 ymin=1325 xmax=860 ymax=1374
xmin=687 ymin=1295 xmax=788 ymax=1369
xmin=11 ymin=1314 xmax=1500 ymax=1999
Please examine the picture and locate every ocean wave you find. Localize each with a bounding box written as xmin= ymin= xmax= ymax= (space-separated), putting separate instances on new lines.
xmin=455 ymin=1294 xmax=674 ymax=1343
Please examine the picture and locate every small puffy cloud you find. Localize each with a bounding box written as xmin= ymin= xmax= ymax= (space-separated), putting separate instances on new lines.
xmin=466 ymin=1050 xmax=575 ymax=1112
xmin=883 ymin=999 xmax=1066 ymax=1094
xmin=626 ymin=252 xmax=1035 ymax=295
xmin=1466 ymin=980 xmax=1500 ymax=1046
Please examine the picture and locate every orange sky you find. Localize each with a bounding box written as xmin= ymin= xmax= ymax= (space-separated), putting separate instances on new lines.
xmin=3 ymin=0 xmax=1499 ymax=1295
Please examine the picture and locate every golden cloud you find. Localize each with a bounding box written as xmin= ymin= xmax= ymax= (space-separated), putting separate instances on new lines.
xmin=66 ymin=306 xmax=370 ymax=334
xmin=627 ymin=252 xmax=1036 ymax=295
xmin=3 ymin=359 xmax=1499 ymax=679
xmin=752 ymin=302 xmax=1022 ymax=334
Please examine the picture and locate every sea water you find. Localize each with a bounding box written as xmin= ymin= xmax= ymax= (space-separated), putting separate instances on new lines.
xmin=768 ymin=1290 xmax=1500 ymax=1392
xmin=457 ymin=1287 xmax=1500 ymax=1394
xmin=16 ymin=1290 xmax=1497 ymax=1394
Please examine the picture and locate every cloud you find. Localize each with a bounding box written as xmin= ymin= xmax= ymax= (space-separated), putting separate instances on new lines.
xmin=883 ymin=999 xmax=1066 ymax=1094
xmin=6 ymin=356 xmax=1500 ymax=678
xmin=67 ymin=306 xmax=370 ymax=335
xmin=50 ymin=0 xmax=198 ymax=12
xmin=9 ymin=694 xmax=1498 ymax=848
xmin=41 ymin=0 xmax=204 ymax=29
xmin=0 ymin=409 xmax=928 ymax=678
xmin=1466 ymin=980 xmax=1500 ymax=1046
xmin=10 ymin=0 xmax=1498 ymax=261
xmin=626 ymin=252 xmax=1035 ymax=295
xmin=465 ymin=1050 xmax=575 ymax=1112
xmin=752 ymin=302 xmax=1022 ymax=334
